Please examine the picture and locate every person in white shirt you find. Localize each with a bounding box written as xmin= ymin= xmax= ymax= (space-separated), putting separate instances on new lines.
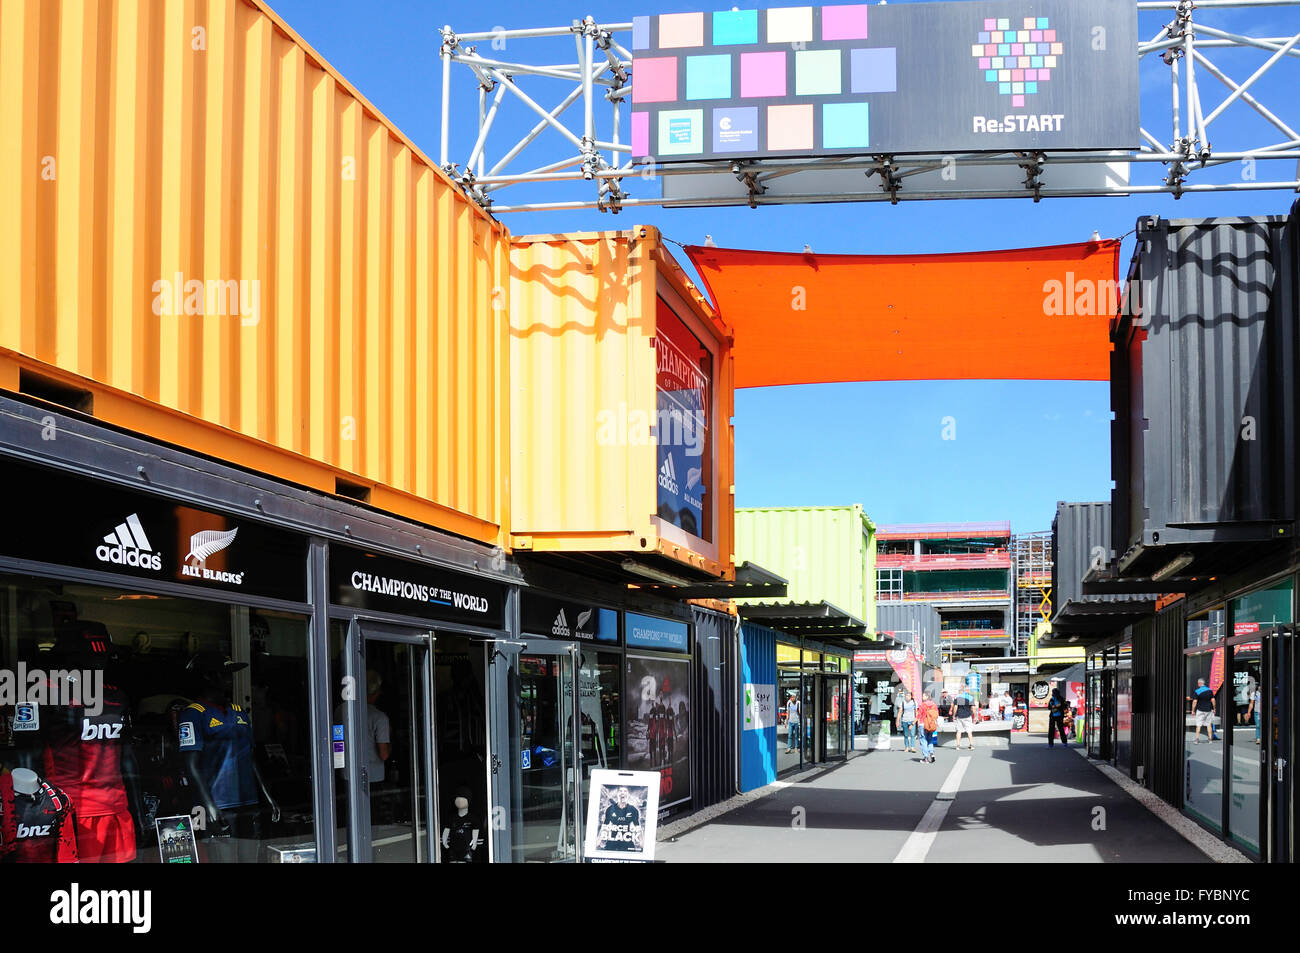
xmin=785 ymin=693 xmax=801 ymax=751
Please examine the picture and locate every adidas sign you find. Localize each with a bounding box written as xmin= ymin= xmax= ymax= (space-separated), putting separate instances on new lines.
xmin=95 ymin=514 xmax=162 ymax=571
xmin=658 ymin=455 xmax=679 ymax=495
xmin=552 ymin=609 xmax=571 ymax=638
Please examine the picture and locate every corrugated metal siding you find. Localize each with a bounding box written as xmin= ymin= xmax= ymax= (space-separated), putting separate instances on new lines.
xmin=1112 ymin=208 xmax=1300 ymax=551
xmin=735 ymin=505 xmax=875 ymax=622
xmin=738 ymin=621 xmax=778 ymax=792
xmin=510 ymin=232 xmax=651 ymax=536
xmin=876 ymin=602 xmax=940 ymax=662
xmin=1053 ymin=501 xmax=1155 ymax=610
xmin=1138 ymin=605 xmax=1186 ymax=805
xmin=691 ymin=606 xmax=738 ymax=808
xmin=0 ymin=0 xmax=508 ymax=542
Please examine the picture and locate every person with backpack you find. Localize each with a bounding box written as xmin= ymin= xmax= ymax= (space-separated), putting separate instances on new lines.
xmin=917 ymin=692 xmax=940 ymax=763
xmin=949 ymin=687 xmax=977 ymax=750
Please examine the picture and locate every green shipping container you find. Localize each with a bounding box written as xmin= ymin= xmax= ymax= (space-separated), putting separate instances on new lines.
xmin=734 ymin=505 xmax=877 ymax=633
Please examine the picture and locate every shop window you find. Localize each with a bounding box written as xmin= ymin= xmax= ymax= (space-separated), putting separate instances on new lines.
xmin=0 ymin=573 xmax=312 ymax=863
xmin=1183 ymin=610 xmax=1225 ymax=833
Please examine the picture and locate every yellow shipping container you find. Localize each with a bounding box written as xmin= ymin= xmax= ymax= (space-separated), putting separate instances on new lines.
xmin=0 ymin=0 xmax=508 ymax=545
xmin=510 ymin=227 xmax=735 ymax=579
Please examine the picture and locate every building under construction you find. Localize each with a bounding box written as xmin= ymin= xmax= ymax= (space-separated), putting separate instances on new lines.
xmin=1011 ymin=531 xmax=1054 ymax=657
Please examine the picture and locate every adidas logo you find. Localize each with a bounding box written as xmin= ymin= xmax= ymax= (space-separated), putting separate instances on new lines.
xmin=95 ymin=514 xmax=162 ymax=571
xmin=552 ymin=609 xmax=571 ymax=638
xmin=658 ymin=455 xmax=679 ymax=495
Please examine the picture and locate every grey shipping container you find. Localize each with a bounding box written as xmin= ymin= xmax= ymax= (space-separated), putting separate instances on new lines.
xmin=1110 ymin=202 xmax=1300 ymax=581
xmin=875 ymin=602 xmax=941 ymax=664
xmin=1052 ymin=501 xmax=1157 ymax=633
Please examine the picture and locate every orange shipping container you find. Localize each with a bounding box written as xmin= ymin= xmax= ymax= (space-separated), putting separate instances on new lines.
xmin=0 ymin=0 xmax=508 ymax=545
xmin=510 ymin=227 xmax=735 ymax=580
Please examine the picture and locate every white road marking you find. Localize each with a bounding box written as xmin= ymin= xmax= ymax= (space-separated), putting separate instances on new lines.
xmin=893 ymin=756 xmax=971 ymax=863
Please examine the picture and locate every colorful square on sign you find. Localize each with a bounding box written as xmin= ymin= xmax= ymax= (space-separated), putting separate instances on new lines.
xmin=659 ymin=12 xmax=704 ymax=48
xmin=631 ymin=111 xmax=649 ymax=158
xmin=850 ymin=48 xmax=896 ymax=93
xmin=632 ymin=57 xmax=678 ymax=104
xmin=713 ymin=106 xmax=759 ymax=153
xmin=633 ymin=16 xmax=650 ymax=51
xmin=687 ymin=54 xmax=732 ymax=100
xmin=822 ymin=101 xmax=869 ymax=148
xmin=767 ymin=104 xmax=813 ymax=151
xmin=658 ymin=109 xmax=704 ymax=155
xmin=740 ymin=51 xmax=787 ymax=97
xmin=822 ymin=4 xmax=869 ymax=41
xmin=766 ymin=6 xmax=813 ymax=44
xmin=713 ymin=9 xmax=758 ymax=45
xmin=795 ymin=49 xmax=841 ymax=96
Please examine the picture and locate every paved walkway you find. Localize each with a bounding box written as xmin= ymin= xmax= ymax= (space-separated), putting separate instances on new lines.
xmin=658 ymin=735 xmax=1209 ymax=863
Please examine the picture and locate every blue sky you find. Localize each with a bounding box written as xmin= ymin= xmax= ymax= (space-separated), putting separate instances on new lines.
xmin=268 ymin=0 xmax=1300 ymax=532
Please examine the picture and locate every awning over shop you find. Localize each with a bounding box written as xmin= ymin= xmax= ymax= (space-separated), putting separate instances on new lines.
xmin=738 ymin=599 xmax=869 ymax=649
xmin=684 ymin=239 xmax=1122 ymax=388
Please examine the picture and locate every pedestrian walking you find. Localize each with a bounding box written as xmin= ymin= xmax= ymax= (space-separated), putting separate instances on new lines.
xmin=949 ymin=687 xmax=977 ymax=750
xmin=1047 ymin=687 xmax=1069 ymax=747
xmin=896 ymin=689 xmax=918 ymax=752
xmin=1186 ymin=677 xmax=1217 ymax=744
xmin=917 ymin=692 xmax=940 ymax=763
xmin=785 ymin=691 xmax=801 ymax=752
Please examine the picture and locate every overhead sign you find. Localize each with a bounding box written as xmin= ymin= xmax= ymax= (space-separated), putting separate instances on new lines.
xmin=2 ymin=459 xmax=308 ymax=602
xmin=631 ymin=0 xmax=1137 ymax=163
xmin=625 ymin=612 xmax=691 ymax=652
xmin=329 ymin=545 xmax=506 ymax=629
xmin=522 ymin=594 xmax=619 ymax=643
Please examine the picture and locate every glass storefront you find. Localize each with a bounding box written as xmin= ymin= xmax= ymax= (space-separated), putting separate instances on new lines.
xmin=0 ymin=572 xmax=313 ymax=863
xmin=1183 ymin=617 xmax=1224 ymax=832
xmin=1224 ymin=578 xmax=1291 ymax=854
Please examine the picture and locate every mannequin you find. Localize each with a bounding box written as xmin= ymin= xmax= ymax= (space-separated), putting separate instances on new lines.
xmin=178 ymin=654 xmax=279 ymax=862
xmin=1 ymin=767 xmax=78 ymax=863
xmin=440 ymin=788 xmax=482 ymax=863
xmin=17 ymin=621 xmax=145 ymax=863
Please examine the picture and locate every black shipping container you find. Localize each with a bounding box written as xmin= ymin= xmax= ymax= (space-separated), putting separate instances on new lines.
xmin=1111 ymin=203 xmax=1300 ymax=581
xmin=1052 ymin=501 xmax=1157 ymax=633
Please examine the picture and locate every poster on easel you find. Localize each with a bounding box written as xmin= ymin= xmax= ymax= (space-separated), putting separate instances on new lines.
xmin=583 ymin=769 xmax=661 ymax=863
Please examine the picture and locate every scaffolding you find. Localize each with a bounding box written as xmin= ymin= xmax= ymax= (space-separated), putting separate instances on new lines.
xmin=1012 ymin=531 xmax=1053 ymax=657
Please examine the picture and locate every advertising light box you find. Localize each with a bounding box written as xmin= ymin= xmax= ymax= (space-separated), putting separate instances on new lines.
xmin=630 ymin=0 xmax=1138 ymax=162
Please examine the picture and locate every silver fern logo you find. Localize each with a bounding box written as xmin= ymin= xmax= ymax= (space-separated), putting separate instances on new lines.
xmin=187 ymin=528 xmax=238 ymax=567
xmin=181 ymin=528 xmax=244 ymax=585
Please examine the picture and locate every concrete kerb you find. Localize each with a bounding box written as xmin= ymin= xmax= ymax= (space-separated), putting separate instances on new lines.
xmin=1069 ymin=747 xmax=1252 ymax=864
xmin=655 ymin=749 xmax=869 ymax=843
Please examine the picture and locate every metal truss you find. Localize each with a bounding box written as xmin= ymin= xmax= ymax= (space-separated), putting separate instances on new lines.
xmin=439 ymin=0 xmax=1300 ymax=212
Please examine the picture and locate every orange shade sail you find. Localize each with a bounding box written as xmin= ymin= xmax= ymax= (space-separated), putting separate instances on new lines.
xmin=685 ymin=239 xmax=1121 ymax=388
